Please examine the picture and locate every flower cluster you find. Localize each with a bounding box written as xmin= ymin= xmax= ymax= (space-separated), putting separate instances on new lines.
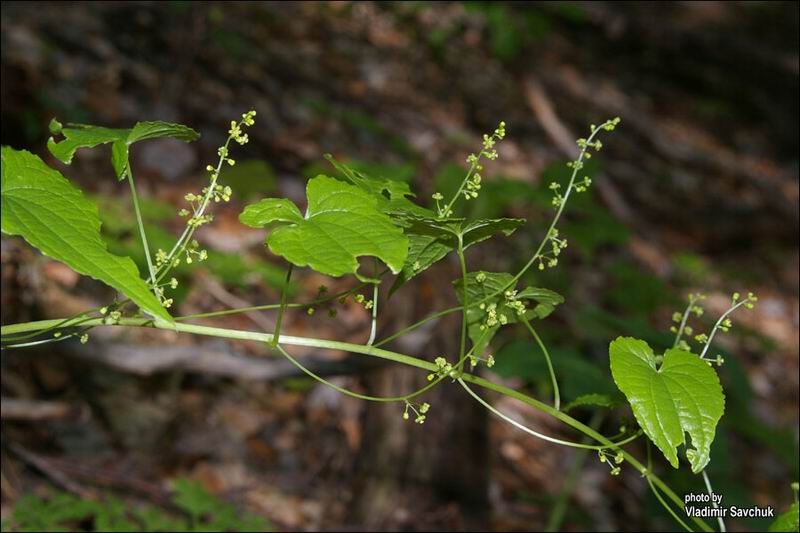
xmin=433 ymin=121 xmax=506 ymax=217
xmin=402 ymin=400 xmax=430 ymax=424
xmin=427 ymin=356 xmax=458 ymax=381
xmin=598 ymin=449 xmax=625 ymax=476
xmin=354 ymin=293 xmax=374 ymax=310
xmin=469 ymin=353 xmax=495 ymax=369
xmin=536 ymin=228 xmax=568 ymax=271
xmin=174 ymin=110 xmax=256 ymax=234
xmin=551 ymin=117 xmax=620 ymax=209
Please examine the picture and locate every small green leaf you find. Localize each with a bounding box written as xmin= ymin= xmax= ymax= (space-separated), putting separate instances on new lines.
xmin=609 ymin=337 xmax=725 ymax=473
xmin=240 ymin=198 xmax=304 ymax=226
xmin=48 ymin=119 xmax=200 ymax=180
xmin=769 ymin=502 xmax=799 ymax=532
xmin=453 ymin=271 xmax=563 ymax=352
xmin=240 ymin=175 xmax=408 ymax=278
xmin=1 ymin=147 xmax=170 ymax=321
xmin=563 ymin=393 xmax=618 ymax=412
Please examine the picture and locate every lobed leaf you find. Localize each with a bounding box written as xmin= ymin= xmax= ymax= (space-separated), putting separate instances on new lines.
xmin=1 ymin=147 xmax=170 ymax=321
xmin=47 ymin=120 xmax=199 ymax=179
xmin=240 ymin=175 xmax=408 ymax=278
xmin=609 ymin=337 xmax=725 ymax=473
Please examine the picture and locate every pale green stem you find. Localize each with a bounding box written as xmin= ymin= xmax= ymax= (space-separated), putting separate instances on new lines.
xmin=126 ymin=166 xmax=157 ymax=286
xmin=473 ymin=120 xmax=615 ymax=309
xmin=672 ymin=296 xmax=697 ymax=348
xmin=395 ymin=120 xmax=618 ymax=342
xmin=546 ymin=411 xmax=604 ymax=532
xmin=649 ymin=476 xmax=693 ymax=532
xmin=0 ymin=316 xmax=713 ymax=533
xmin=374 ymin=306 xmax=461 ymax=347
xmin=456 ymin=235 xmax=469 ymax=369
xmin=443 ymin=157 xmax=480 ymax=216
xmin=458 ymin=378 xmax=638 ymax=451
xmin=701 ymin=469 xmax=725 ymax=532
xmin=699 ymin=298 xmax=751 ymax=360
xmin=274 ymin=332 xmax=484 ymax=403
xmin=177 ymin=283 xmax=367 ymax=321
xmin=367 ymin=259 xmax=379 ymax=346
xmin=272 ymin=264 xmax=293 ymax=347
xmin=155 ymin=121 xmax=244 ymax=283
xmin=522 ymin=318 xmax=560 ymax=410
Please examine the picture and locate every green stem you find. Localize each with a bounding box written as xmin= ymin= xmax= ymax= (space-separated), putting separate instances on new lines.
xmin=702 ymin=469 xmax=725 ymax=532
xmin=699 ymin=298 xmax=750 ymax=360
xmin=0 ymin=316 xmax=712 ymax=532
xmin=443 ymin=158 xmax=480 ymax=216
xmin=649 ymin=475 xmax=693 ymax=532
xmin=274 ymin=333 xmax=483 ymax=403
xmin=672 ymin=296 xmax=697 ymax=348
xmin=126 ymin=167 xmax=157 ymax=286
xmin=459 ymin=372 xmax=713 ymax=533
xmin=272 ymin=264 xmax=293 ymax=347
xmin=176 ymin=283 xmax=367 ymax=321
xmin=475 ymin=120 xmax=614 ymax=309
xmin=546 ymin=411 xmax=604 ymax=531
xmin=456 ymin=235 xmax=469 ymax=370
xmin=374 ymin=306 xmax=461 ymax=347
xmin=459 ymin=379 xmax=638 ymax=450
xmin=367 ymin=258 xmax=379 ymax=346
xmin=522 ymin=318 xmax=560 ymax=410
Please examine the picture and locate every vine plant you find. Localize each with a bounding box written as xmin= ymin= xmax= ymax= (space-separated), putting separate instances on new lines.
xmin=0 ymin=110 xmax=783 ymax=532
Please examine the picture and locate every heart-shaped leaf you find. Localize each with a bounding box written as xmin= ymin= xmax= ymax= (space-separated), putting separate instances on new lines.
xmin=609 ymin=337 xmax=725 ymax=473
xmin=240 ymin=175 xmax=408 ymax=278
xmin=48 ymin=120 xmax=199 ymax=179
xmin=1 ymin=147 xmax=170 ymax=321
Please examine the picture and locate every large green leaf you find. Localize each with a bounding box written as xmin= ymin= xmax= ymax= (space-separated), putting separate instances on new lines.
xmin=453 ymin=271 xmax=563 ymax=353
xmin=48 ymin=120 xmax=199 ymax=179
xmin=769 ymin=502 xmax=799 ymax=532
xmin=390 ymin=216 xmax=525 ymax=295
xmin=1 ymin=147 xmax=170 ymax=321
xmin=609 ymin=337 xmax=725 ymax=473
xmin=240 ymin=175 xmax=408 ymax=278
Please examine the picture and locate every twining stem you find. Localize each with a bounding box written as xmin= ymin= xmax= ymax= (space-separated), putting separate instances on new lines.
xmin=672 ymin=295 xmax=698 ymax=348
xmin=374 ymin=306 xmax=461 ymax=347
xmin=649 ymin=475 xmax=693 ymax=532
xmin=456 ymin=235 xmax=469 ymax=369
xmin=647 ymin=442 xmax=694 ymax=532
xmin=521 ymin=318 xmax=560 ymax=411
xmin=459 ymin=378 xmax=638 ymax=450
xmin=702 ymin=469 xmax=725 ymax=532
xmin=443 ymin=155 xmax=481 ymax=217
xmin=545 ymin=411 xmax=604 ymax=532
xmin=0 ymin=316 xmax=712 ymax=532
xmin=154 ymin=119 xmax=246 ymax=284
xmin=475 ymin=120 xmax=615 ymax=308
xmin=272 ymin=264 xmax=294 ymax=347
xmin=126 ymin=167 xmax=157 ymax=286
xmin=177 ymin=283 xmax=368 ymax=321
xmin=699 ymin=298 xmax=751 ymax=360
xmin=385 ymin=119 xmax=619 ymax=345
xmin=367 ymin=258 xmax=379 ymax=346
xmin=274 ymin=332 xmax=485 ymax=404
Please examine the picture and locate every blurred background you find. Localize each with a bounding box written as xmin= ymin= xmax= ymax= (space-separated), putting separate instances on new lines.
xmin=1 ymin=1 xmax=798 ymax=531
